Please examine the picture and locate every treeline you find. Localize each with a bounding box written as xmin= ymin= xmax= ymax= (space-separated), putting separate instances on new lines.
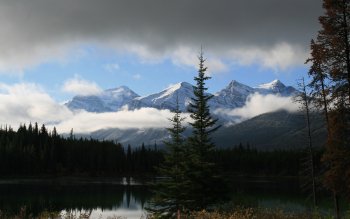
xmin=0 ymin=124 xmax=163 ymax=176
xmin=212 ymin=144 xmax=323 ymax=176
xmin=0 ymin=124 xmax=324 ymax=177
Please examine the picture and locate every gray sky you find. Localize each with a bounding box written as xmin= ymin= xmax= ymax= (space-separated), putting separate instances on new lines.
xmin=0 ymin=0 xmax=322 ymax=71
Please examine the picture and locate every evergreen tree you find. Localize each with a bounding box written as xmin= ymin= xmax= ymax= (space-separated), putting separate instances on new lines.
xmin=185 ymin=50 xmax=227 ymax=210
xmin=149 ymin=96 xmax=188 ymax=218
xmin=307 ymin=0 xmax=350 ymax=217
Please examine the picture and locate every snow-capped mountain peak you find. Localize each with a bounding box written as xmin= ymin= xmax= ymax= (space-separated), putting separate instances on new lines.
xmin=66 ymin=79 xmax=298 ymax=113
xmin=220 ymin=80 xmax=255 ymax=95
xmin=127 ymin=82 xmax=195 ymax=111
xmin=66 ymin=86 xmax=139 ymax=112
xmin=255 ymin=79 xmax=297 ymax=96
xmin=156 ymin=82 xmax=193 ymax=100
xmin=212 ymin=80 xmax=255 ymax=109
xmin=104 ymin=86 xmax=139 ymax=99
xmin=257 ymin=79 xmax=285 ymax=90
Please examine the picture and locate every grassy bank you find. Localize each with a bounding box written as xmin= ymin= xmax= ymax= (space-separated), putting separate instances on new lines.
xmin=176 ymin=208 xmax=342 ymax=219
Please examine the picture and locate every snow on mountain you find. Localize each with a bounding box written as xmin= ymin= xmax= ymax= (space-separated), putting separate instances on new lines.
xmin=255 ymin=79 xmax=298 ymax=96
xmin=66 ymin=86 xmax=139 ymax=112
xmin=257 ymin=79 xmax=284 ymax=90
xmin=65 ymin=80 xmax=301 ymax=148
xmin=212 ymin=80 xmax=255 ymax=109
xmin=127 ymin=82 xmax=195 ymax=111
xmin=65 ymin=79 xmax=298 ymax=113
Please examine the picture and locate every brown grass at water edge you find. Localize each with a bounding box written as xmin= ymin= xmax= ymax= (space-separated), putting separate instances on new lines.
xmin=186 ymin=209 xmax=324 ymax=219
xmin=148 ymin=207 xmax=349 ymax=219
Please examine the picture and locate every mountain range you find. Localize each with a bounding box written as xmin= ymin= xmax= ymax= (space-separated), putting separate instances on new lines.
xmin=66 ymin=79 xmax=298 ymax=113
xmin=63 ymin=79 xmax=327 ymax=150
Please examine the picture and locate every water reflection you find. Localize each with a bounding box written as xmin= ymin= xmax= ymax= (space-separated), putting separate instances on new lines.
xmin=0 ymin=182 xmax=151 ymax=218
xmin=0 ymin=177 xmax=339 ymax=218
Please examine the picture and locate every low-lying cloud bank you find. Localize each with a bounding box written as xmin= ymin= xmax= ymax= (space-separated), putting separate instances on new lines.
xmin=51 ymin=108 xmax=190 ymax=133
xmin=214 ymin=93 xmax=300 ymax=124
xmin=0 ymin=83 xmax=299 ymax=134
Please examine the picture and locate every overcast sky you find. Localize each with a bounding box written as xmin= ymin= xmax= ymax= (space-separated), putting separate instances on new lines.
xmin=0 ymin=0 xmax=323 ymax=133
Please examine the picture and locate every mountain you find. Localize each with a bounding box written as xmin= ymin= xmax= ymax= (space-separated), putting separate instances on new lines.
xmin=127 ymin=82 xmax=195 ymax=111
xmin=212 ymin=80 xmax=256 ymax=109
xmin=63 ymin=80 xmax=322 ymax=150
xmin=212 ymin=79 xmax=298 ymax=109
xmin=66 ymin=86 xmax=139 ymax=112
xmin=213 ymin=110 xmax=326 ymax=150
xmin=75 ymin=110 xmax=326 ymax=150
xmin=254 ymin=79 xmax=298 ymax=96
xmin=65 ymin=79 xmax=298 ymax=113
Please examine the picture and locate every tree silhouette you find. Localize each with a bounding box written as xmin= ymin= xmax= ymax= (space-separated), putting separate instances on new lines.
xmin=307 ymin=0 xmax=350 ymax=217
xmin=185 ymin=49 xmax=228 ymax=210
xmin=149 ymin=96 xmax=189 ymax=218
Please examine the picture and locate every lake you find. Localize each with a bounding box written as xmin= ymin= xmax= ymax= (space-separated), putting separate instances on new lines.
xmin=0 ymin=177 xmax=339 ymax=218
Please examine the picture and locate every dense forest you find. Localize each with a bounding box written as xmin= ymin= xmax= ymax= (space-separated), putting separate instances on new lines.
xmin=0 ymin=123 xmax=315 ymax=177
xmin=0 ymin=123 xmax=163 ymax=176
xmin=213 ymin=144 xmax=323 ymax=176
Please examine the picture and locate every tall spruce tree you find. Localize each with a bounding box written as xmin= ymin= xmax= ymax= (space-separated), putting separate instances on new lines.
xmin=149 ymin=96 xmax=189 ymax=218
xmin=185 ymin=50 xmax=227 ymax=210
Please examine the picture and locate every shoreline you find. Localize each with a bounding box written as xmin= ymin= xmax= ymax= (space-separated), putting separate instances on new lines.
xmin=0 ymin=176 xmax=150 ymax=186
xmin=0 ymin=175 xmax=299 ymax=186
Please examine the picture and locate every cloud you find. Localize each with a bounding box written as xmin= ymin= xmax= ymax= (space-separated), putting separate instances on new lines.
xmin=228 ymin=43 xmax=308 ymax=71
xmin=51 ymin=108 xmax=191 ymax=133
xmin=0 ymin=42 xmax=74 ymax=74
xmin=62 ymin=76 xmax=102 ymax=96
xmin=172 ymin=47 xmax=228 ymax=74
xmin=214 ymin=93 xmax=300 ymax=123
xmin=0 ymin=0 xmax=322 ymax=72
xmin=0 ymin=83 xmax=72 ymax=127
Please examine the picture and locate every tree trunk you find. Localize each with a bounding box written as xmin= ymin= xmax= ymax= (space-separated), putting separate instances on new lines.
xmin=302 ymin=78 xmax=317 ymax=207
xmin=334 ymin=192 xmax=340 ymax=219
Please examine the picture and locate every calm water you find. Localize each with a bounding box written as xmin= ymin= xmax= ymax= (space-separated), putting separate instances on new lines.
xmin=0 ymin=178 xmax=152 ymax=219
xmin=0 ymin=177 xmax=338 ymax=219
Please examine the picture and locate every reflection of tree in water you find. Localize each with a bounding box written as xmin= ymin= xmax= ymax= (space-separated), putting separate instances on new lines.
xmin=0 ymin=182 xmax=152 ymax=217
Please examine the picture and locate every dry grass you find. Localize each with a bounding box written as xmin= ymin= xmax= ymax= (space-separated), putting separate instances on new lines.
xmin=148 ymin=207 xmax=344 ymax=219
xmin=185 ymin=208 xmax=324 ymax=219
